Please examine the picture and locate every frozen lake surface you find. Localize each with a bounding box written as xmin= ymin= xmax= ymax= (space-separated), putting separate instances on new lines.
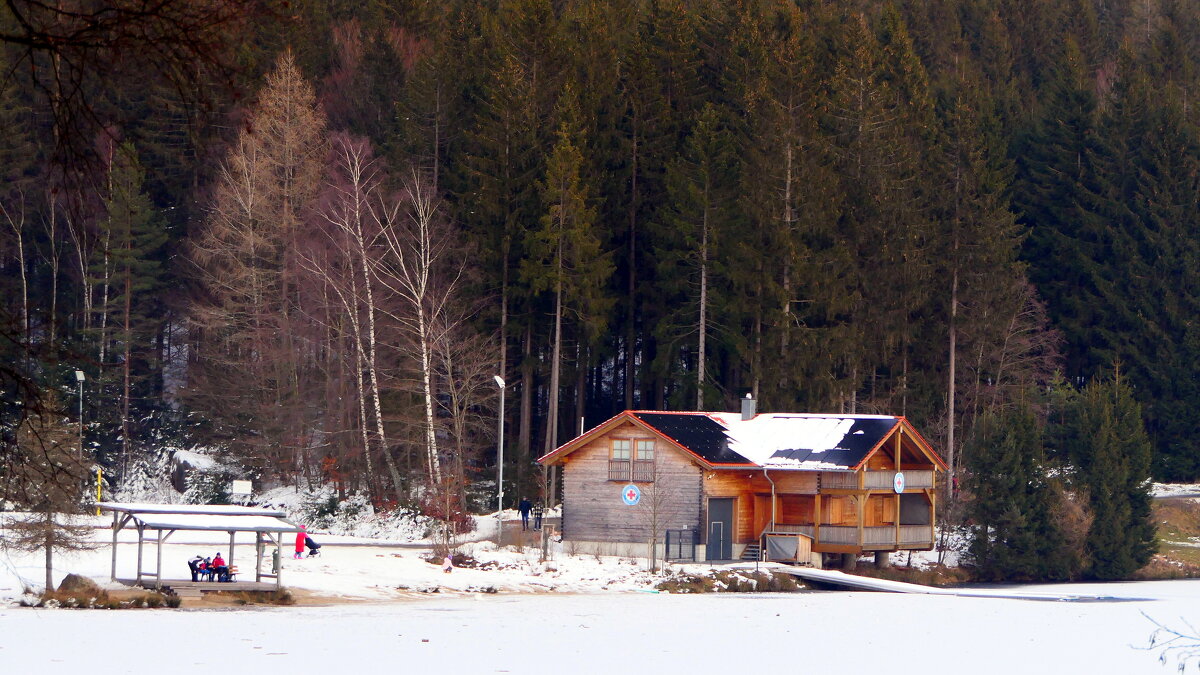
xmin=5 ymin=581 xmax=1200 ymax=674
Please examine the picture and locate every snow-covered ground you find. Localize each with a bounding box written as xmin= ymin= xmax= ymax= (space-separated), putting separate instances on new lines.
xmin=0 ymin=513 xmax=668 ymax=601
xmin=1153 ymin=483 xmax=1200 ymax=499
xmin=4 ymin=507 xmax=1200 ymax=673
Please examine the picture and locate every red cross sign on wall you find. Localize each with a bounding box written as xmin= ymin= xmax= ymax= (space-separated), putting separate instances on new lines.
xmin=622 ymin=484 xmax=641 ymax=506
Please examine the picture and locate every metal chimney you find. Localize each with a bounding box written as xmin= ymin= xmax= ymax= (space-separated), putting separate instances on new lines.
xmin=741 ymin=393 xmax=756 ymax=421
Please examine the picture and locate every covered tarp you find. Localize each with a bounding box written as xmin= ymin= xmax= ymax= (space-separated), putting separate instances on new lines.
xmin=765 ymin=534 xmax=800 ymax=561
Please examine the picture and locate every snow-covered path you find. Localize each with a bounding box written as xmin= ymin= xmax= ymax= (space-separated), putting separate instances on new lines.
xmin=4 ymin=582 xmax=1199 ymax=674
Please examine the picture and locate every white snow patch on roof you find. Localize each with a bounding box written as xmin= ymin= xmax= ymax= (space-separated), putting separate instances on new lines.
xmin=707 ymin=413 xmax=895 ymax=470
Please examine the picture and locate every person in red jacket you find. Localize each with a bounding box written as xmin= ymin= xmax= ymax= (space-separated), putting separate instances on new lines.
xmin=212 ymin=552 xmax=228 ymax=582
xmin=295 ymin=525 xmax=307 ymax=559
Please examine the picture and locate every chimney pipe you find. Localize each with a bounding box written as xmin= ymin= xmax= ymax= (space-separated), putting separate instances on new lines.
xmin=741 ymin=393 xmax=756 ymax=421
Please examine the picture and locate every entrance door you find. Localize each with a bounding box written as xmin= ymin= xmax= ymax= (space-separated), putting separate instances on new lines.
xmin=707 ymin=498 xmax=735 ymax=561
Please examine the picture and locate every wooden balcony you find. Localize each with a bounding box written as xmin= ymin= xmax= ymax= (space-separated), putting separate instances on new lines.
xmin=820 ymin=470 xmax=935 ymax=491
xmin=761 ymin=523 xmax=934 ymax=552
xmin=608 ymin=459 xmax=656 ymax=482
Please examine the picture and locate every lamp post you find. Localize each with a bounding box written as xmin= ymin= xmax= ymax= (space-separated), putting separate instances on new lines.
xmin=494 ymin=374 xmax=506 ymax=546
xmin=74 ymin=370 xmax=85 ymax=462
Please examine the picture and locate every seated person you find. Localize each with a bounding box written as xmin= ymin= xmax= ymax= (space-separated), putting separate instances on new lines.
xmin=212 ymin=552 xmax=229 ymax=582
xmin=305 ymin=535 xmax=321 ymax=557
xmin=187 ymin=556 xmax=204 ymax=582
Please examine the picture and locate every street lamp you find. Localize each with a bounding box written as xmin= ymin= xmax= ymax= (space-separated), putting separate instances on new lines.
xmin=494 ymin=374 xmax=506 ymax=546
xmin=74 ymin=370 xmax=85 ymax=462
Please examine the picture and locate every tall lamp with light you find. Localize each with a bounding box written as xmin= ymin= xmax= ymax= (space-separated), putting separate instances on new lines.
xmin=494 ymin=375 xmax=505 ymax=546
xmin=74 ymin=370 xmax=85 ymax=462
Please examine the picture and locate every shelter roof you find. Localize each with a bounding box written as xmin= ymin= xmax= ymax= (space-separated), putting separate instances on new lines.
xmin=97 ymin=502 xmax=302 ymax=533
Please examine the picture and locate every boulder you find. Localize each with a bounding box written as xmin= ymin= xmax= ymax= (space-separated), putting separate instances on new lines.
xmin=57 ymin=573 xmax=102 ymax=595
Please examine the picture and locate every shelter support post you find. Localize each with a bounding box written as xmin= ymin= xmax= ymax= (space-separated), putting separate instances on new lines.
xmin=255 ymin=532 xmax=263 ymax=582
xmin=135 ymin=523 xmax=145 ymax=583
xmin=110 ymin=512 xmax=120 ymax=582
xmin=229 ymin=530 xmax=236 ymax=569
xmin=155 ymin=530 xmax=162 ymax=589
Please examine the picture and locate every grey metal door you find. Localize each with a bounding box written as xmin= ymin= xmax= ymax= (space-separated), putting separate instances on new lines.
xmin=707 ymin=498 xmax=734 ymax=560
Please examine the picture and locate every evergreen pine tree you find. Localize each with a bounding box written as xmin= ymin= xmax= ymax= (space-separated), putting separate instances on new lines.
xmin=965 ymin=406 xmax=1077 ymax=581
xmin=1064 ymin=373 xmax=1156 ymax=579
xmin=650 ymin=103 xmax=738 ymax=410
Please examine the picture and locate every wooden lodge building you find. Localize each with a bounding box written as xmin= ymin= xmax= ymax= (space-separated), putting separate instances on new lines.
xmin=537 ymin=398 xmax=947 ymax=567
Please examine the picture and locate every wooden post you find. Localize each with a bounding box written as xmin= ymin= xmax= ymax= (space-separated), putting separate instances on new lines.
xmin=929 ymin=488 xmax=937 ymax=547
xmin=110 ymin=511 xmax=120 ymax=582
xmin=255 ymin=532 xmax=263 ymax=583
xmin=135 ymin=522 xmax=145 ymax=583
xmin=813 ymin=495 xmax=822 ymax=546
xmin=856 ymin=495 xmax=864 ymax=548
xmin=155 ymin=529 xmax=163 ymax=590
xmin=229 ymin=530 xmax=236 ymax=569
xmin=895 ymin=431 xmax=902 ymax=548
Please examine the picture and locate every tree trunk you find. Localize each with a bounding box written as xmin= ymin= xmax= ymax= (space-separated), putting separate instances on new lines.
xmin=697 ymin=200 xmax=709 ymax=411
xmin=625 ymin=118 xmax=639 ymax=411
xmin=519 ymin=325 xmax=533 ymax=498
xmin=947 ymin=267 xmax=958 ymax=489
xmin=121 ymin=252 xmax=132 ymax=475
xmin=544 ymin=277 xmax=563 ymax=455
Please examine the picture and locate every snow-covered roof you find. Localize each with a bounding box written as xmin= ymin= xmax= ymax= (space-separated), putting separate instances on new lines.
xmin=707 ymin=413 xmax=899 ymax=470
xmin=543 ymin=410 xmax=944 ymax=471
xmin=98 ymin=502 xmax=287 ymax=517
xmin=97 ymin=502 xmax=300 ymax=533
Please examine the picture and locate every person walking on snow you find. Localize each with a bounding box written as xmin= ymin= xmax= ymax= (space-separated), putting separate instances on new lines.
xmin=295 ymin=525 xmax=307 ymax=559
xmin=518 ymin=498 xmax=532 ymax=530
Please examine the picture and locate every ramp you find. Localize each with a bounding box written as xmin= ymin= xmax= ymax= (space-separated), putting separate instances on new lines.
xmin=730 ymin=564 xmax=1141 ymax=602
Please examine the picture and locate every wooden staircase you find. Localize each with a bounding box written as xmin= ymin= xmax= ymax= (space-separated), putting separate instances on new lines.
xmin=740 ymin=543 xmax=762 ymax=562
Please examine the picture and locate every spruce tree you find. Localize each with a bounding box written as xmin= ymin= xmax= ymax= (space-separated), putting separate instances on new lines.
xmin=965 ymin=406 xmax=1077 ymax=581
xmin=650 ymin=103 xmax=738 ymax=410
xmin=1064 ymin=374 xmax=1156 ymax=579
xmin=92 ymin=142 xmax=167 ymax=472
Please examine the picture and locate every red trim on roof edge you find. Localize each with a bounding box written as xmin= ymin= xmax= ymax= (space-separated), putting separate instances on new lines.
xmin=852 ymin=417 xmax=948 ymax=471
xmin=536 ymin=411 xmax=630 ymax=465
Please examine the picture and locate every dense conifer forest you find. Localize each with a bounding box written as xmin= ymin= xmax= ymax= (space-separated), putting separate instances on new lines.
xmin=0 ymin=1 xmax=1195 ymax=565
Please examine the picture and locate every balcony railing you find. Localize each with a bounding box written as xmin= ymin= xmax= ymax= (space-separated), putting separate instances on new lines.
xmin=608 ymin=459 xmax=628 ymax=481
xmin=632 ymin=460 xmax=655 ymax=482
xmin=608 ymin=459 xmax=655 ymax=482
xmin=758 ymin=523 xmax=934 ymax=550
xmin=821 ymin=470 xmax=935 ymax=491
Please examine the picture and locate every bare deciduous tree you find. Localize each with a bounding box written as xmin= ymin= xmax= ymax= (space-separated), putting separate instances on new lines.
xmin=374 ymin=170 xmax=462 ymax=486
xmin=189 ymin=50 xmax=328 ymax=480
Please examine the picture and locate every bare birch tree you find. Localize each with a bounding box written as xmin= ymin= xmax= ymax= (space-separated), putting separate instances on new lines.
xmin=302 ymin=134 xmax=406 ymax=501
xmin=374 ymin=170 xmax=461 ymax=486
